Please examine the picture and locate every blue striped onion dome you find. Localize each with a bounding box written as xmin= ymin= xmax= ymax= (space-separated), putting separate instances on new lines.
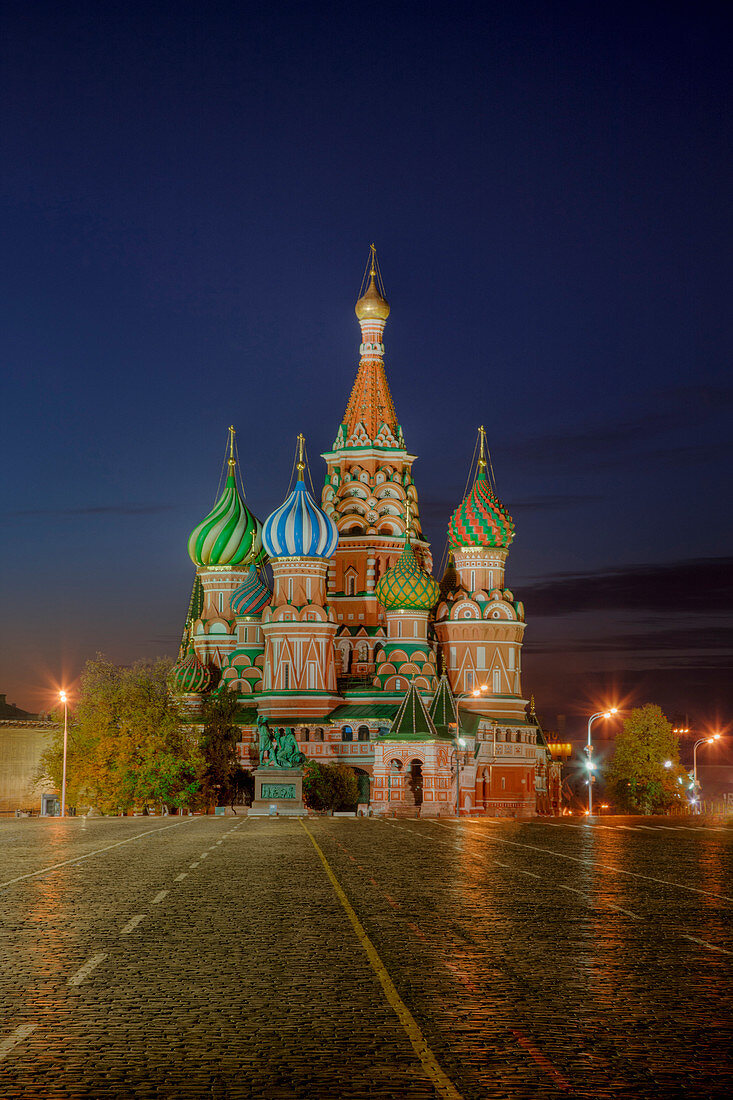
xmin=168 ymin=648 xmax=211 ymax=694
xmin=376 ymin=537 xmax=439 ymax=611
xmin=230 ymin=565 xmax=271 ymax=617
xmin=188 ymin=472 xmax=262 ymax=568
xmin=262 ymin=479 xmax=339 ymax=559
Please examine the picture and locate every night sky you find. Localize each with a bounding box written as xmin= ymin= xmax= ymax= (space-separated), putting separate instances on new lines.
xmin=2 ymin=1 xmax=731 ymax=742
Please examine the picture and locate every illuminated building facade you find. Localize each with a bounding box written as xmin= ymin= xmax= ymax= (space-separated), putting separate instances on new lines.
xmin=171 ymin=250 xmax=556 ymax=816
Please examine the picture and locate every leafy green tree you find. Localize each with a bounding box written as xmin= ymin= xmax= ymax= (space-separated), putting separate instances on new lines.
xmin=606 ymin=704 xmax=685 ymax=814
xmin=196 ymin=687 xmax=246 ymax=809
xmin=40 ymin=655 xmax=201 ymax=813
xmin=303 ymin=761 xmax=358 ymax=812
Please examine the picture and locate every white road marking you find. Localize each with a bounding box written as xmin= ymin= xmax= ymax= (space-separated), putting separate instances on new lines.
xmin=120 ymin=913 xmax=146 ymax=935
xmin=174 ymin=872 xmax=187 ymax=882
xmin=0 ymin=1023 xmax=37 ymax=1061
xmin=681 ymin=935 xmax=733 ymax=955
xmin=200 ymin=853 xmax=208 ymax=859
xmin=216 ymin=840 xmax=223 ymax=845
xmin=189 ymin=861 xmax=200 ymax=868
xmin=152 ymin=890 xmax=168 ymax=904
xmin=606 ymin=904 xmax=639 ymax=918
xmin=439 ymin=820 xmax=733 ymax=903
xmin=0 ymin=819 xmax=193 ymax=892
xmin=68 ymin=952 xmax=107 ymax=986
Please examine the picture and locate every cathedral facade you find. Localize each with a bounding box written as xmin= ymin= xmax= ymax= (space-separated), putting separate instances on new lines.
xmin=170 ymin=251 xmax=558 ymax=817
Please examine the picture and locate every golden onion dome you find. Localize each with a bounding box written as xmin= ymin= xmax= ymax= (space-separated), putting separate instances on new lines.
xmin=355 ymin=270 xmax=390 ymax=322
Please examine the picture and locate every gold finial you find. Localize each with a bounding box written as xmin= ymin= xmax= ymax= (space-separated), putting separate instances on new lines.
xmin=405 ymin=498 xmax=412 ymax=537
xmin=478 ymin=425 xmax=487 ymax=469
xmin=296 ymin=432 xmax=305 ymax=476
xmin=228 ymin=425 xmax=236 ymax=471
xmin=369 ymin=242 xmax=377 ymax=277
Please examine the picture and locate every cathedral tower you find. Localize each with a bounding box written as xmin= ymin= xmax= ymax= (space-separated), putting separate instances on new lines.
xmin=321 ymin=247 xmax=431 ymax=679
xmin=259 ymin=435 xmax=342 ymax=720
xmin=186 ymin=426 xmax=263 ymax=670
xmin=373 ymin=505 xmax=439 ymax=693
xmin=434 ymin=427 xmax=528 ymax=724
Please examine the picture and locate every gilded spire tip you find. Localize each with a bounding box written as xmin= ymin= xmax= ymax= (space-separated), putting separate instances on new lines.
xmin=296 ymin=432 xmax=305 ymax=475
xmin=228 ymin=425 xmax=236 ymax=470
xmin=478 ymin=425 xmax=487 ymax=469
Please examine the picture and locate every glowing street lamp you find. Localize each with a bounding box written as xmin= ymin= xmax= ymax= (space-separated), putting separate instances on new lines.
xmin=692 ymin=734 xmax=722 ymax=812
xmin=586 ymin=708 xmax=618 ymax=816
xmin=59 ymin=690 xmax=69 ymax=817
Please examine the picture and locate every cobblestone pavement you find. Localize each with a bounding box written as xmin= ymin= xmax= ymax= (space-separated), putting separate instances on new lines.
xmin=0 ymin=814 xmax=731 ymax=1099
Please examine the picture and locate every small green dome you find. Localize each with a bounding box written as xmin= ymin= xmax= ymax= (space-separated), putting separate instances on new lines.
xmin=376 ymin=538 xmax=439 ymax=611
xmin=169 ymin=648 xmax=211 ymax=694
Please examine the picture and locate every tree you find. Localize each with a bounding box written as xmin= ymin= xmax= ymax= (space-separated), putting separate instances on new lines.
xmin=39 ymin=655 xmax=201 ymax=813
xmin=606 ymin=704 xmax=686 ymax=814
xmin=197 ymin=687 xmax=246 ymax=809
xmin=303 ymin=761 xmax=359 ymax=812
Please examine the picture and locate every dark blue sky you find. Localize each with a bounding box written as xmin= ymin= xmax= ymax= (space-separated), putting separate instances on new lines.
xmin=2 ymin=1 xmax=731 ymax=738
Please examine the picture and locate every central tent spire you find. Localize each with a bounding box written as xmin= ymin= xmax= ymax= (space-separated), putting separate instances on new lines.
xmin=340 ymin=245 xmax=400 ymax=448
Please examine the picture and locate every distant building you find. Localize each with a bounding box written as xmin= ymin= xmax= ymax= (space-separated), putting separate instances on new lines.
xmin=0 ymin=695 xmax=56 ymax=814
xmin=170 ymin=251 xmax=557 ymax=816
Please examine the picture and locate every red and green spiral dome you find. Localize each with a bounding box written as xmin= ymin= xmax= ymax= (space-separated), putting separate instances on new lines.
xmin=448 ymin=467 xmax=514 ymax=550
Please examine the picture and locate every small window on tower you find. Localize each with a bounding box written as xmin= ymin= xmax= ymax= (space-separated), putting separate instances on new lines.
xmin=283 ymin=663 xmax=290 ymax=690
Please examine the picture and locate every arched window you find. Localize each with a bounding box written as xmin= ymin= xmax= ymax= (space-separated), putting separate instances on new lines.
xmin=342 ymin=725 xmax=353 ymax=742
xmin=357 ymin=725 xmax=370 ymax=742
xmin=390 ymin=759 xmax=402 ymax=771
xmin=302 ymin=728 xmax=310 ymax=742
xmin=315 ymin=728 xmax=324 ymax=742
xmin=346 ymin=573 xmax=356 ymax=596
xmin=515 ymin=731 xmax=521 ymax=743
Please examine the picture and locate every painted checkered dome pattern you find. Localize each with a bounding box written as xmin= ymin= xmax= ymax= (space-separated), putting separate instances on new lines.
xmin=230 ymin=565 xmax=271 ymax=617
xmin=376 ymin=537 xmax=439 ymax=611
xmin=262 ymin=479 xmax=339 ymax=559
xmin=448 ymin=468 xmax=514 ymax=550
xmin=188 ymin=473 xmax=263 ymax=568
xmin=168 ymin=648 xmax=211 ymax=694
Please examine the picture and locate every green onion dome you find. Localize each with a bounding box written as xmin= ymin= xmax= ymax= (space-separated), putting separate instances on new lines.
xmin=230 ymin=565 xmax=271 ymax=618
xmin=448 ymin=466 xmax=514 ymax=550
xmin=376 ymin=537 xmax=440 ymax=611
xmin=168 ymin=647 xmax=211 ymax=694
xmin=188 ymin=470 xmax=262 ymax=568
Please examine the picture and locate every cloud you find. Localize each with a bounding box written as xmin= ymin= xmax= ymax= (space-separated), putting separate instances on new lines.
xmin=9 ymin=505 xmax=176 ymax=517
xmin=501 ymin=384 xmax=733 ymax=472
xmin=522 ymin=556 xmax=733 ymax=616
xmin=525 ymin=625 xmax=733 ymax=662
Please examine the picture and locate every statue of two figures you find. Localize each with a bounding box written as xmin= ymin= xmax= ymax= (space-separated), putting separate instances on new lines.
xmin=256 ymin=715 xmax=306 ymax=769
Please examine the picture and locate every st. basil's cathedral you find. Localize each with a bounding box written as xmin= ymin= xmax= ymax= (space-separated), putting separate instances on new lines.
xmin=170 ymin=250 xmax=560 ymax=816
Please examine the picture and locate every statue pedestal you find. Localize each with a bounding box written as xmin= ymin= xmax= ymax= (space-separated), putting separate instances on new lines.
xmin=249 ymin=768 xmax=306 ymax=816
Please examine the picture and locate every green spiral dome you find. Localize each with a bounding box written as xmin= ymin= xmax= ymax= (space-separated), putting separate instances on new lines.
xmin=188 ymin=472 xmax=262 ymax=568
xmin=168 ymin=648 xmax=211 ymax=694
xmin=376 ymin=538 xmax=439 ymax=612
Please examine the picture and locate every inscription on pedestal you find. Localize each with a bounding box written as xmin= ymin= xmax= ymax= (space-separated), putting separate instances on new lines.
xmin=261 ymin=784 xmax=296 ymax=800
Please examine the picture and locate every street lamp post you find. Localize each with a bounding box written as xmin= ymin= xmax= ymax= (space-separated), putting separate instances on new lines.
xmin=452 ymin=738 xmax=467 ymax=815
xmin=586 ymin=708 xmax=618 ymax=816
xmin=692 ymin=734 xmax=721 ymax=812
xmin=59 ymin=690 xmax=68 ymax=817
xmin=451 ymin=685 xmax=489 ymax=817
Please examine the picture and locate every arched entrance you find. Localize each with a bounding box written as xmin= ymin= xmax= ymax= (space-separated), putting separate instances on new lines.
xmin=353 ymin=768 xmax=371 ymax=806
xmin=406 ymin=759 xmax=423 ymax=808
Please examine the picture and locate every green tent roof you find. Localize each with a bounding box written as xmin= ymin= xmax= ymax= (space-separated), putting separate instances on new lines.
xmin=429 ymin=674 xmax=458 ymax=737
xmin=382 ymin=682 xmax=452 ymax=742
